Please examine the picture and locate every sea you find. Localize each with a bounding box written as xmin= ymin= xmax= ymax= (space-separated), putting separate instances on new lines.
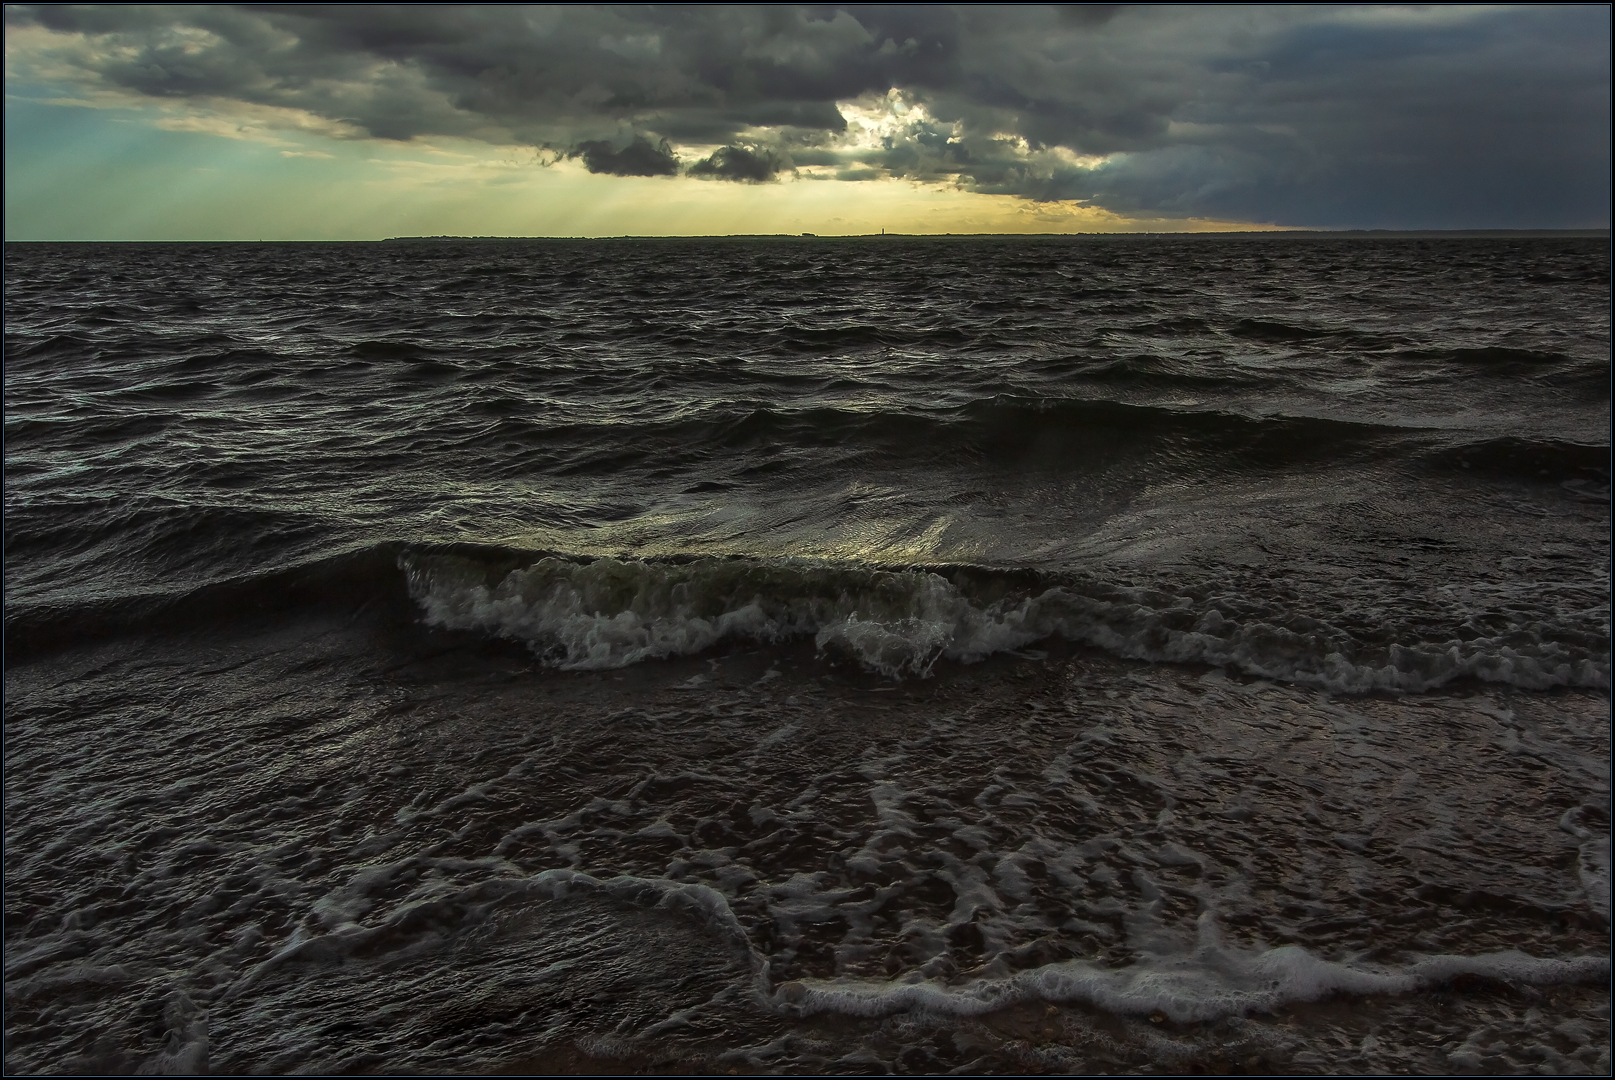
xmin=4 ymin=234 xmax=1610 ymax=1074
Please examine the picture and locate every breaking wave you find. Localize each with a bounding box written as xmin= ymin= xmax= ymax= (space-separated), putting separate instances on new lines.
xmin=402 ymin=551 xmax=1609 ymax=692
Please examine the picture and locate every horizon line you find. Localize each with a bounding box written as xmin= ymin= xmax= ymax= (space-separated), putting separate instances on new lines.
xmin=6 ymin=228 xmax=1608 ymax=243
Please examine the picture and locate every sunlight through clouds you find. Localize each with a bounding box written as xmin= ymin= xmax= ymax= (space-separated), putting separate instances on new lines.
xmin=4 ymin=4 xmax=1608 ymax=238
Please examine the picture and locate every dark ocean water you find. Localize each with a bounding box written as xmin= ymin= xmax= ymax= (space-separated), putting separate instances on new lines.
xmin=5 ymin=237 xmax=1610 ymax=1074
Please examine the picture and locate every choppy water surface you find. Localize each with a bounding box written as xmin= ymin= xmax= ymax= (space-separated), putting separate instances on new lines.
xmin=5 ymin=236 xmax=1610 ymax=1074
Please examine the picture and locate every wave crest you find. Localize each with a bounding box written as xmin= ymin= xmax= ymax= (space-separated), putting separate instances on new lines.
xmin=401 ymin=552 xmax=1609 ymax=691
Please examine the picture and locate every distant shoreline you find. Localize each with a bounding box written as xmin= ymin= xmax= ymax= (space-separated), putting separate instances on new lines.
xmin=383 ymin=229 xmax=1611 ymax=242
xmin=6 ymin=229 xmax=1607 ymax=244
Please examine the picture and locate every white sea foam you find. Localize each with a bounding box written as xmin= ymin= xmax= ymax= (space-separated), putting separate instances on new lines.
xmin=223 ymin=862 xmax=766 ymax=1009
xmin=774 ymin=914 xmax=1610 ymax=1023
xmin=241 ymin=860 xmax=1609 ymax=1029
xmin=133 ymin=992 xmax=208 ymax=1076
xmin=1579 ymin=840 xmax=1611 ymax=921
xmin=403 ymin=553 xmax=1609 ymax=691
xmin=1561 ymin=807 xmax=1611 ymax=921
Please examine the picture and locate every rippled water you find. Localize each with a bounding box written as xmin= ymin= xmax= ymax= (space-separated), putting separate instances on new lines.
xmin=5 ymin=236 xmax=1609 ymax=1074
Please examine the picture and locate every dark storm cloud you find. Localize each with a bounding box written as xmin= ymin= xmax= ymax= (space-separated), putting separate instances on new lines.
xmin=689 ymin=146 xmax=782 ymax=183
xmin=7 ymin=4 xmax=1610 ymax=226
xmin=572 ymin=136 xmax=680 ymax=176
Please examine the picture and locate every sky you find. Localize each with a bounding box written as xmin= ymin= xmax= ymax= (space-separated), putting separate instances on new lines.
xmin=4 ymin=4 xmax=1610 ymax=240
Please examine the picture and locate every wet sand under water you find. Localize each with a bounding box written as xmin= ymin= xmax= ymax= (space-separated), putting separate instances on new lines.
xmin=4 ymin=606 xmax=1609 ymax=1074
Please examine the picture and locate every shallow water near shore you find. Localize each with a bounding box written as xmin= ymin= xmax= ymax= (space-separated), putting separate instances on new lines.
xmin=5 ymin=235 xmax=1609 ymax=1073
xmin=5 ymin=618 xmax=1609 ymax=1073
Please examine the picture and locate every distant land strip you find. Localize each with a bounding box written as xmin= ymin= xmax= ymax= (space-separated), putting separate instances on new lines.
xmin=378 ymin=230 xmax=1609 ymax=242
xmin=7 ymin=230 xmax=1606 ymax=245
